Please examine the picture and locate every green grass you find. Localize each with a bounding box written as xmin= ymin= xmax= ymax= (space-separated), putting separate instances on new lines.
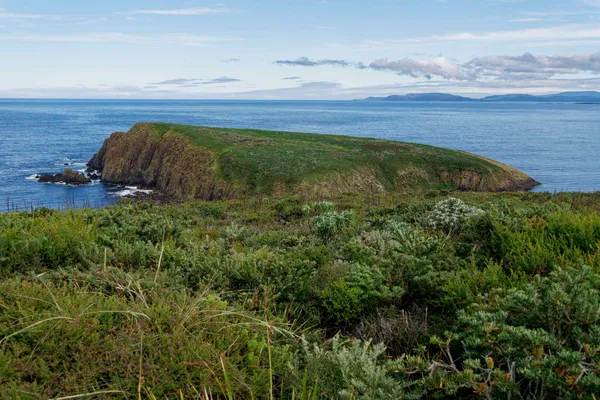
xmin=138 ymin=123 xmax=534 ymax=193
xmin=2 ymin=191 xmax=600 ymax=398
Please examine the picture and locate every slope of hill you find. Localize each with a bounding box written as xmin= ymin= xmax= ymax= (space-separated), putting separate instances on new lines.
xmin=483 ymin=91 xmax=600 ymax=102
xmin=360 ymin=91 xmax=600 ymax=102
xmin=363 ymin=93 xmax=474 ymax=101
xmin=88 ymin=122 xmax=539 ymax=200
xmin=481 ymin=94 xmax=542 ymax=102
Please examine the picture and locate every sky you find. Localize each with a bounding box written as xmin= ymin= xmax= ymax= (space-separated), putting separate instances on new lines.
xmin=0 ymin=0 xmax=599 ymax=99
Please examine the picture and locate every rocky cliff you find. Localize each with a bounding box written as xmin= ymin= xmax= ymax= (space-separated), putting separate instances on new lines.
xmin=89 ymin=123 xmax=233 ymax=200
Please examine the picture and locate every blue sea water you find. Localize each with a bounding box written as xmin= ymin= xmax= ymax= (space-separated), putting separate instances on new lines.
xmin=1 ymin=99 xmax=599 ymax=210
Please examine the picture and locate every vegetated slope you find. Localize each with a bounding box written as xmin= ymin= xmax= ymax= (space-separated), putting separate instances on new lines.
xmin=2 ymin=192 xmax=600 ymax=398
xmin=89 ymin=122 xmax=538 ymax=199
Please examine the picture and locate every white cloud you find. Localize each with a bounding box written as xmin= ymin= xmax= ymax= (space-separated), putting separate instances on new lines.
xmin=523 ymin=39 xmax=600 ymax=47
xmin=133 ymin=7 xmax=229 ymax=15
xmin=150 ymin=77 xmax=241 ymax=85
xmin=275 ymin=56 xmax=471 ymax=80
xmin=396 ymin=24 xmax=600 ymax=44
xmin=510 ymin=18 xmax=542 ymax=22
xmin=0 ymin=12 xmax=62 ymax=21
xmin=274 ymin=57 xmax=352 ymax=67
xmin=0 ymin=32 xmax=244 ymax=46
xmin=367 ymin=57 xmax=473 ymax=80
xmin=466 ymin=52 xmax=600 ymax=80
xmin=275 ymin=52 xmax=600 ymax=82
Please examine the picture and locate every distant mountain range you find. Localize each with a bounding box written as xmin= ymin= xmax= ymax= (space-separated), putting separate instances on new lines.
xmin=360 ymin=91 xmax=600 ymax=103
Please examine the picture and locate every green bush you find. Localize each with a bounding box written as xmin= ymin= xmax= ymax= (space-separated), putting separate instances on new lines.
xmin=313 ymin=210 xmax=354 ymax=240
xmin=302 ymin=336 xmax=403 ymax=399
xmin=424 ymin=197 xmax=484 ymax=233
xmin=457 ymin=264 xmax=600 ymax=397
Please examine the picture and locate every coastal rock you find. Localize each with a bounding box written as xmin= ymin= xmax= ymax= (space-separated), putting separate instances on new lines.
xmin=37 ymin=168 xmax=92 ymax=185
xmin=88 ymin=123 xmax=233 ymax=200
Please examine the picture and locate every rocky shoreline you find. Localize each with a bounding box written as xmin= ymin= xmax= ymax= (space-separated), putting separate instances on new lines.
xmin=33 ymin=163 xmax=159 ymax=202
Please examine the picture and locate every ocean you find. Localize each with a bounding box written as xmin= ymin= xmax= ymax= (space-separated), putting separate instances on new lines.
xmin=1 ymin=99 xmax=599 ymax=210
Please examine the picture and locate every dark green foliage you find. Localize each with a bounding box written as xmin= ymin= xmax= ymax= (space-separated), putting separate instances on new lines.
xmin=2 ymin=192 xmax=600 ymax=398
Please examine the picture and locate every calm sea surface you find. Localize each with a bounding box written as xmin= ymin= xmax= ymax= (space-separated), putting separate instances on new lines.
xmin=1 ymin=99 xmax=599 ymax=210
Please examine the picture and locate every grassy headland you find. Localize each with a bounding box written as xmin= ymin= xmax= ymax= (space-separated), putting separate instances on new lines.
xmin=2 ymin=191 xmax=600 ymax=398
xmin=88 ymin=123 xmax=538 ymax=200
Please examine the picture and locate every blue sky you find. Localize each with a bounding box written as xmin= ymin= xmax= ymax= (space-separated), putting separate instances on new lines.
xmin=1 ymin=0 xmax=599 ymax=99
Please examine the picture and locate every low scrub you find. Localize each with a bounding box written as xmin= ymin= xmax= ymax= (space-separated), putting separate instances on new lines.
xmin=1 ymin=192 xmax=600 ymax=398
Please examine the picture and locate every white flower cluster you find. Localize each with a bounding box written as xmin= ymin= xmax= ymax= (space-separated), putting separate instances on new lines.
xmin=425 ymin=197 xmax=485 ymax=231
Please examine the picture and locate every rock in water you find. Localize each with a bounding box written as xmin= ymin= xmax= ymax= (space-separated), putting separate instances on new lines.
xmin=37 ymin=168 xmax=92 ymax=185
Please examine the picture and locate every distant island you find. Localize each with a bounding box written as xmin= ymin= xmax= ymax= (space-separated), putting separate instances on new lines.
xmin=360 ymin=91 xmax=600 ymax=102
xmin=363 ymin=93 xmax=475 ymax=102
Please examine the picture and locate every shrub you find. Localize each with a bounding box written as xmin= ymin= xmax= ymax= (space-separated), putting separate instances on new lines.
xmin=456 ymin=264 xmax=600 ymax=397
xmin=424 ymin=197 xmax=484 ymax=233
xmin=314 ymin=201 xmax=335 ymax=213
xmin=0 ymin=211 xmax=99 ymax=273
xmin=274 ymin=197 xmax=306 ymax=222
xmin=380 ymin=219 xmax=457 ymax=301
xmin=302 ymin=336 xmax=403 ymax=399
xmin=222 ymin=224 xmax=250 ymax=241
xmin=490 ymin=211 xmax=600 ymax=275
xmin=396 ymin=264 xmax=600 ymax=398
xmin=313 ymin=211 xmax=354 ymax=240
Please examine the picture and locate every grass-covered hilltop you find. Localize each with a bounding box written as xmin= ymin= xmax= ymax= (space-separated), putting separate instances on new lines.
xmin=5 ymin=124 xmax=600 ymax=399
xmin=88 ymin=122 xmax=538 ymax=199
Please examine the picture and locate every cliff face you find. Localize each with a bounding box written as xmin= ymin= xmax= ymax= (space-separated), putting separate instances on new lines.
xmin=440 ymin=168 xmax=539 ymax=192
xmin=89 ymin=122 xmax=539 ymax=200
xmin=89 ymin=123 xmax=233 ymax=200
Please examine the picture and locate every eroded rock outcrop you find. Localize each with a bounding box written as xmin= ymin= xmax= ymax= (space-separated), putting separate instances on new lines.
xmin=89 ymin=123 xmax=233 ymax=200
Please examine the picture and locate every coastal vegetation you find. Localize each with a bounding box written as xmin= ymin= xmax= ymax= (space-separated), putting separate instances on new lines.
xmin=2 ymin=190 xmax=600 ymax=398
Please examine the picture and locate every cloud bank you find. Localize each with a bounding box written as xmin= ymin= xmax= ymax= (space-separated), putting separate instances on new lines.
xmin=133 ymin=8 xmax=229 ymax=16
xmin=274 ymin=57 xmax=352 ymax=67
xmin=275 ymin=52 xmax=600 ymax=81
xmin=150 ymin=77 xmax=241 ymax=86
